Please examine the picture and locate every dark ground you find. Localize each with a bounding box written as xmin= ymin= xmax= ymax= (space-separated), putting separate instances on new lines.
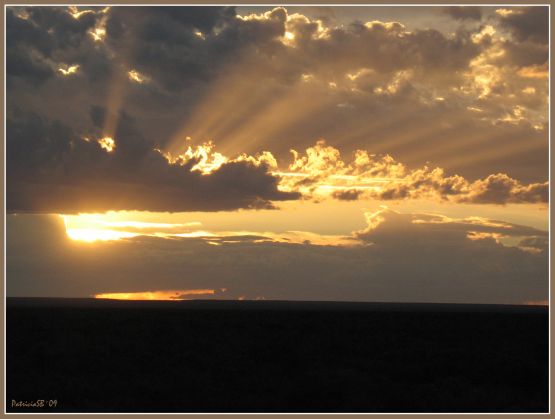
xmin=6 ymin=298 xmax=549 ymax=413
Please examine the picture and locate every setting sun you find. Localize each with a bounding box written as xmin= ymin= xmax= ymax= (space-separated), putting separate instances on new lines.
xmin=6 ymin=5 xmax=549 ymax=413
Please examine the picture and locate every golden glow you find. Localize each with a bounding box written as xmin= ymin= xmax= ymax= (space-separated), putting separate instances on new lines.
xmin=467 ymin=106 xmax=483 ymax=113
xmin=174 ymin=231 xmax=216 ymax=238
xmin=58 ymin=65 xmax=79 ymax=76
xmin=103 ymin=220 xmax=201 ymax=229
xmin=98 ymin=136 xmax=115 ymax=153
xmin=471 ymin=25 xmax=495 ymax=44
xmin=517 ymin=65 xmax=548 ymax=79
xmin=58 ymin=198 xmax=548 ymax=253
xmin=68 ymin=6 xmax=94 ymax=19
xmin=61 ymin=211 xmax=361 ymax=247
xmin=88 ymin=10 xmax=110 ymax=42
xmin=63 ymin=214 xmax=204 ymax=242
xmin=89 ymin=26 xmax=106 ymax=42
xmin=466 ymin=231 xmax=503 ymax=242
xmin=157 ymin=140 xmax=229 ymax=174
xmin=495 ymin=8 xmax=521 ymax=17
xmin=128 ymin=70 xmax=149 ymax=84
xmin=157 ymin=138 xmax=547 ymax=206
xmin=69 ymin=5 xmax=110 ymax=20
xmin=66 ymin=228 xmax=137 ymax=242
xmin=63 ymin=215 xmax=139 ymax=242
xmin=94 ymin=289 xmax=216 ymax=301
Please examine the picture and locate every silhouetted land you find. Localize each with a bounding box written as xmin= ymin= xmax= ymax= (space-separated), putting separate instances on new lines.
xmin=7 ymin=298 xmax=548 ymax=413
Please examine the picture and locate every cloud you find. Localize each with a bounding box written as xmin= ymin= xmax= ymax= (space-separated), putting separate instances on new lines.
xmin=496 ymin=7 xmax=549 ymax=44
xmin=461 ymin=173 xmax=548 ymax=204
xmin=280 ymin=140 xmax=548 ymax=205
xmin=332 ymin=189 xmax=363 ymax=201
xmin=6 ymin=102 xmax=547 ymax=212
xmin=6 ymin=110 xmax=298 ymax=213
xmin=356 ymin=208 xmax=547 ymax=242
xmin=6 ymin=5 xmax=549 ymax=207
xmin=7 ymin=210 xmax=547 ymax=304
xmin=442 ymin=6 xmax=482 ymax=21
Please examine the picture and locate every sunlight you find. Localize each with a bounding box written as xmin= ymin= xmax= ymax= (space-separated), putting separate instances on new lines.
xmin=62 ymin=214 xmax=205 ymax=242
xmin=98 ymin=136 xmax=116 ymax=153
xmin=58 ymin=65 xmax=79 ymax=76
xmin=128 ymin=70 xmax=149 ymax=84
xmin=89 ymin=26 xmax=106 ymax=42
xmin=157 ymin=140 xmax=229 ymax=174
xmin=65 ymin=228 xmax=137 ymax=242
xmin=63 ymin=214 xmax=136 ymax=242
xmin=283 ymin=31 xmax=295 ymax=43
xmin=68 ymin=6 xmax=93 ymax=19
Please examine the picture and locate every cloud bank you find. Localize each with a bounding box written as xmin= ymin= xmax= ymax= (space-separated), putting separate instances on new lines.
xmin=7 ymin=209 xmax=547 ymax=304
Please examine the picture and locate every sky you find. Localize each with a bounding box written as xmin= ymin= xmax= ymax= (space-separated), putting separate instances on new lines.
xmin=6 ymin=5 xmax=549 ymax=304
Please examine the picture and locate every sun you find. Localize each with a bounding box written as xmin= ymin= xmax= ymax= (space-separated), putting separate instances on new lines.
xmin=63 ymin=215 xmax=138 ymax=242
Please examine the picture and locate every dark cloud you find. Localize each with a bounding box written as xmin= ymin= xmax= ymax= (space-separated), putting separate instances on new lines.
xmin=442 ymin=6 xmax=482 ymax=21
xmin=462 ymin=173 xmax=548 ymax=205
xmin=105 ymin=6 xmax=239 ymax=90
xmin=518 ymin=236 xmax=548 ymax=253
xmin=498 ymin=39 xmax=548 ymax=68
xmin=6 ymin=7 xmax=102 ymax=85
xmin=373 ymin=171 xmax=548 ymax=205
xmin=6 ymin=9 xmax=56 ymax=85
xmin=332 ymin=189 xmax=363 ymax=201
xmin=497 ymin=7 xmax=549 ymax=44
xmin=6 ymin=109 xmax=298 ymax=213
xmin=26 ymin=6 xmax=98 ymax=49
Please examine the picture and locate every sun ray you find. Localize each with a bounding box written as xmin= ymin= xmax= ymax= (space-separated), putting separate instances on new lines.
xmin=441 ymin=136 xmax=546 ymax=171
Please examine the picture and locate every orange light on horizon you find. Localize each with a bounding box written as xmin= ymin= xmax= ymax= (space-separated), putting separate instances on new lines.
xmin=94 ymin=289 xmax=216 ymax=301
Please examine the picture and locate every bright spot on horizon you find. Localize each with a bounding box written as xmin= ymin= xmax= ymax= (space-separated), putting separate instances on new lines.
xmin=63 ymin=214 xmax=137 ymax=242
xmin=94 ymin=289 xmax=216 ymax=300
xmin=62 ymin=214 xmax=205 ymax=242
xmin=64 ymin=226 xmax=137 ymax=242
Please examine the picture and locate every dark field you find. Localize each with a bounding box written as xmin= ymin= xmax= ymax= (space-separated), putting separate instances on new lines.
xmin=6 ymin=298 xmax=549 ymax=413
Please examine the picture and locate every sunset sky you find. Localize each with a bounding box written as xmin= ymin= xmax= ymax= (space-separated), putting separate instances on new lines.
xmin=6 ymin=5 xmax=549 ymax=304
